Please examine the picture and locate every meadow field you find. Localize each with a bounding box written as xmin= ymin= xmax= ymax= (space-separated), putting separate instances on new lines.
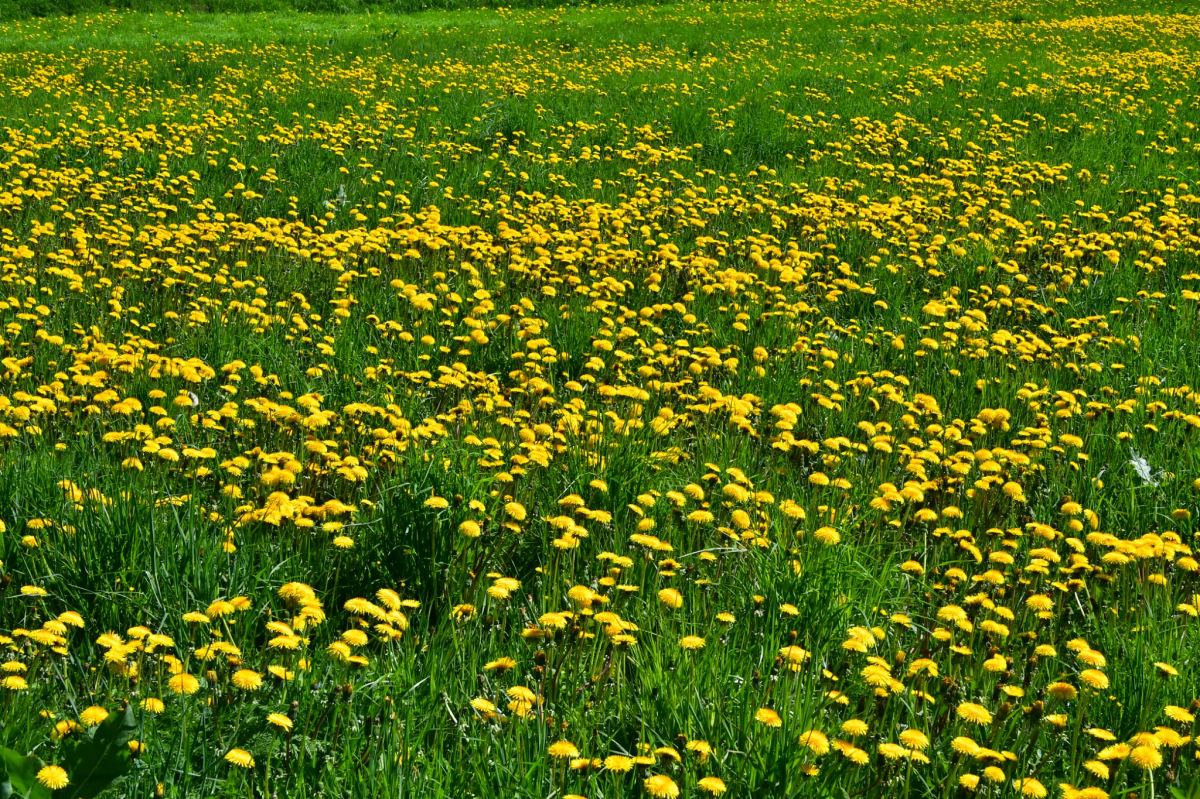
xmin=1 ymin=0 xmax=1199 ymax=796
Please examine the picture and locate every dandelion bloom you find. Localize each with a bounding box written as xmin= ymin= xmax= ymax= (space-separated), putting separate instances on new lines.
xmin=484 ymin=657 xmax=517 ymax=672
xmin=168 ymin=673 xmax=200 ymax=695
xmin=657 ymin=588 xmax=683 ymax=609
xmin=36 ymin=766 xmax=69 ymax=790
xmin=697 ymin=776 xmax=727 ymax=795
xmin=1013 ymin=778 xmax=1047 ymax=798
xmin=644 ymin=775 xmax=679 ymax=798
xmin=679 ymin=635 xmax=706 ymax=650
xmin=604 ymin=755 xmax=634 ymax=773
xmin=799 ymin=730 xmax=830 ymax=755
xmin=1129 ymin=745 xmax=1163 ymax=770
xmin=686 ymin=739 xmax=713 ymax=761
xmin=814 ymin=526 xmax=840 ymax=545
xmin=267 ymin=713 xmax=293 ymax=731
xmin=957 ymin=703 xmax=993 ymax=725
xmin=231 ymin=670 xmax=262 ymax=690
xmin=779 ymin=645 xmax=809 ymax=668
xmin=1047 ymin=682 xmax=1077 ymax=701
xmin=1097 ymin=743 xmax=1130 ymax=760
xmin=951 ymin=737 xmax=980 ymax=756
xmin=224 ymin=749 xmax=255 ymax=768
xmin=539 ymin=612 xmax=569 ymax=630
xmin=841 ymin=719 xmax=868 ymax=737
xmin=507 ymin=686 xmax=537 ymax=705
xmin=1079 ymin=669 xmax=1109 ymax=690
xmin=1025 ymin=595 xmax=1053 ymax=612
xmin=79 ymin=707 xmax=110 ymax=727
xmin=755 ymin=708 xmax=782 ymax=728
xmin=549 ymin=740 xmax=580 ymax=759
xmin=841 ymin=746 xmax=869 ymax=765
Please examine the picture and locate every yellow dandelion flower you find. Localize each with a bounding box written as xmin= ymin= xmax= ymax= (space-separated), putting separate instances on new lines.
xmin=1047 ymin=682 xmax=1077 ymax=701
xmin=814 ymin=526 xmax=840 ymax=545
xmin=643 ymin=774 xmax=679 ymax=798
xmin=841 ymin=719 xmax=869 ymax=737
xmin=79 ymin=707 xmax=109 ymax=727
xmin=224 ymin=749 xmax=255 ymax=768
xmin=549 ymin=740 xmax=580 ymax=759
xmin=1129 ymin=745 xmax=1162 ymax=770
xmin=657 ymin=588 xmax=683 ymax=610
xmin=755 ymin=708 xmax=782 ymax=728
xmin=267 ymin=713 xmax=293 ymax=731
xmin=604 ymin=755 xmax=634 ymax=773
xmin=36 ymin=766 xmax=69 ymax=791
xmin=168 ymin=673 xmax=200 ymax=695
xmin=1013 ymin=777 xmax=1047 ymax=798
xmin=799 ymin=730 xmax=830 ymax=755
xmin=231 ymin=670 xmax=262 ymax=691
xmin=957 ymin=703 xmax=993 ymax=725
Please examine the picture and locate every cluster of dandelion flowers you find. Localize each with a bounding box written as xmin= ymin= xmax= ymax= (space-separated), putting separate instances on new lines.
xmin=2 ymin=7 xmax=1200 ymax=798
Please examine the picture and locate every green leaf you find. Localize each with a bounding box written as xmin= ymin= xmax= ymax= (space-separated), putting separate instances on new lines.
xmin=59 ymin=704 xmax=138 ymax=799
xmin=0 ymin=749 xmax=51 ymax=799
